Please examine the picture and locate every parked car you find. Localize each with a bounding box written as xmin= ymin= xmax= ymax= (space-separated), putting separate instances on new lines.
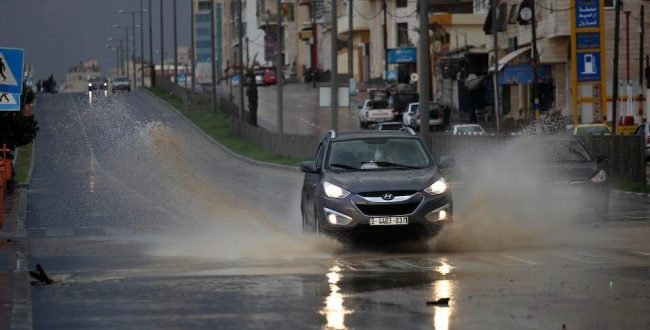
xmin=634 ymin=122 xmax=650 ymax=160
xmin=300 ymin=129 xmax=454 ymax=240
xmin=407 ymin=102 xmax=446 ymax=132
xmin=370 ymin=121 xmax=404 ymax=131
xmin=358 ymin=99 xmax=394 ymax=129
xmin=110 ymin=76 xmax=131 ymax=92
xmin=401 ymin=103 xmax=419 ymax=127
xmin=88 ymin=76 xmax=108 ymax=91
xmin=573 ymin=124 xmax=611 ymax=136
xmin=388 ymin=91 xmax=419 ymax=120
xmin=262 ymin=67 xmax=277 ymax=85
xmin=448 ymin=124 xmax=485 ymax=135
xmin=518 ymin=138 xmax=610 ymax=220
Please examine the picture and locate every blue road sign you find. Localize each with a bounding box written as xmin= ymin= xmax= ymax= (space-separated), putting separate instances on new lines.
xmin=576 ymin=32 xmax=600 ymax=49
xmin=231 ymin=75 xmax=241 ymax=85
xmin=577 ymin=52 xmax=601 ymax=82
xmin=177 ymin=73 xmax=186 ymax=83
xmin=575 ymin=0 xmax=600 ymax=28
xmin=386 ymin=70 xmax=397 ymax=81
xmin=0 ymin=48 xmax=25 ymax=94
xmin=387 ymin=48 xmax=417 ymax=64
xmin=0 ymin=93 xmax=21 ymax=111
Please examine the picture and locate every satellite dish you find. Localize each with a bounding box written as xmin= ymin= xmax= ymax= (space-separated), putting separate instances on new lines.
xmin=410 ymin=73 xmax=419 ymax=83
xmin=465 ymin=73 xmax=482 ymax=90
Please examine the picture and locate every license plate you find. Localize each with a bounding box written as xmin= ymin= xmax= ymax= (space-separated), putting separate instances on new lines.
xmin=369 ymin=216 xmax=409 ymax=226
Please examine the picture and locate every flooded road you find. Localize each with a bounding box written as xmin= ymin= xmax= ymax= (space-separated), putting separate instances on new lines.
xmin=27 ymin=92 xmax=650 ymax=329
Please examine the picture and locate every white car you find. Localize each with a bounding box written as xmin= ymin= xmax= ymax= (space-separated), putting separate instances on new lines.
xmin=404 ymin=102 xmax=445 ymax=131
xmin=448 ymin=124 xmax=485 ymax=135
xmin=358 ymin=99 xmax=394 ymax=129
xmin=402 ymin=102 xmax=419 ymax=127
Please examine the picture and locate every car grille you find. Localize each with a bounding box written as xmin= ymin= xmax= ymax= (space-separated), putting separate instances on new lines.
xmin=355 ymin=202 xmax=420 ymax=216
xmin=359 ymin=191 xmax=418 ymax=198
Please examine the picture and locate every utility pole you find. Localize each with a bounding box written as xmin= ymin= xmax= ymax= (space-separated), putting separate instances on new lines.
xmin=149 ymin=0 xmax=155 ymax=86
xmin=174 ymin=0 xmax=179 ymax=84
xmin=348 ymin=0 xmax=353 ymax=85
xmin=531 ymin=0 xmax=539 ymax=120
xmin=210 ymin=0 xmax=217 ymax=112
xmin=191 ymin=0 xmax=196 ymax=91
xmin=418 ymin=0 xmax=431 ymax=145
xmin=131 ymin=13 xmax=137 ymax=87
xmin=140 ymin=0 xmax=145 ymax=87
xmin=612 ymin=0 xmax=621 ymax=134
xmin=491 ymin=0 xmax=500 ymax=131
xmin=160 ymin=0 xmax=165 ymax=84
xmin=276 ymin=0 xmax=284 ymax=135
xmin=382 ymin=0 xmax=388 ymax=80
xmin=638 ymin=5 xmax=647 ymax=117
xmin=331 ymin=0 xmax=339 ymax=130
xmin=238 ymin=0 xmax=245 ymax=119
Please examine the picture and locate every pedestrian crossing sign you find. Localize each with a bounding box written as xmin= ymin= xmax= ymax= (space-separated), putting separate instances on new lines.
xmin=0 ymin=92 xmax=21 ymax=111
xmin=0 ymin=47 xmax=25 ymax=94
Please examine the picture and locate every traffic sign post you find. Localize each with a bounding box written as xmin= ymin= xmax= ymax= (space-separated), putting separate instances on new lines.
xmin=0 ymin=47 xmax=25 ymax=112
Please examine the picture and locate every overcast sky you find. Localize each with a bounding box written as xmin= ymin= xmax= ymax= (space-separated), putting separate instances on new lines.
xmin=2 ymin=0 xmax=191 ymax=80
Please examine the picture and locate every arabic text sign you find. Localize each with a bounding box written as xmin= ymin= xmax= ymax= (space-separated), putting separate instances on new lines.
xmin=577 ymin=32 xmax=600 ymax=49
xmin=575 ymin=0 xmax=600 ymax=28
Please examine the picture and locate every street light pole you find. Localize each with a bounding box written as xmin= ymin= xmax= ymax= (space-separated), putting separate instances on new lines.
xmin=114 ymin=25 xmax=131 ymax=81
xmin=160 ymin=0 xmax=165 ymax=84
xmin=191 ymin=0 xmax=196 ymax=91
xmin=418 ymin=0 xmax=430 ymax=145
xmin=140 ymin=0 xmax=146 ymax=87
xmin=132 ymin=13 xmax=137 ymax=87
xmin=210 ymin=0 xmax=217 ymax=112
xmin=276 ymin=0 xmax=283 ymax=134
xmin=173 ymin=0 xmax=179 ymax=84
xmin=331 ymin=0 xmax=338 ymax=131
xmin=238 ymin=0 xmax=245 ymax=119
xmin=149 ymin=0 xmax=155 ymax=86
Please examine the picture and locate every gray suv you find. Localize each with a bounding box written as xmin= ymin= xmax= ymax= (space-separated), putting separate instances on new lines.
xmin=300 ymin=129 xmax=453 ymax=239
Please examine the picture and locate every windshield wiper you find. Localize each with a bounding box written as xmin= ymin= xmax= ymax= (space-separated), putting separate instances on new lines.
xmin=330 ymin=163 xmax=358 ymax=170
xmin=364 ymin=161 xmax=421 ymax=170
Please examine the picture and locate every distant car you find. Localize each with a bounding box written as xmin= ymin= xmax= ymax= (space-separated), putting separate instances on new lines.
xmin=254 ymin=68 xmax=265 ymax=85
xmin=371 ymin=121 xmax=404 ymax=131
xmin=88 ymin=76 xmax=108 ymax=91
xmin=300 ymin=129 xmax=454 ymax=240
xmin=358 ymin=99 xmax=394 ymax=129
xmin=110 ymin=76 xmax=131 ymax=92
xmin=408 ymin=102 xmax=446 ymax=132
xmin=402 ymin=103 xmax=419 ymax=127
xmin=633 ymin=122 xmax=650 ymax=160
xmin=573 ymin=124 xmax=611 ymax=136
xmin=448 ymin=124 xmax=485 ymax=135
xmin=262 ymin=68 xmax=277 ymax=85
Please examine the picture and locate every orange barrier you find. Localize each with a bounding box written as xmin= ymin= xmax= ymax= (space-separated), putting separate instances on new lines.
xmin=0 ymin=163 xmax=4 ymax=228
xmin=0 ymin=145 xmax=11 ymax=182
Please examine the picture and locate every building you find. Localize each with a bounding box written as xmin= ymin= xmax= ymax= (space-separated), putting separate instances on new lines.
xmin=485 ymin=0 xmax=650 ymax=125
xmin=193 ymin=0 xmax=223 ymax=85
xmin=63 ymin=60 xmax=102 ymax=92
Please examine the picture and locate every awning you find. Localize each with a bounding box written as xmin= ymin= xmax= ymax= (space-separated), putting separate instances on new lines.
xmin=489 ymin=46 xmax=531 ymax=72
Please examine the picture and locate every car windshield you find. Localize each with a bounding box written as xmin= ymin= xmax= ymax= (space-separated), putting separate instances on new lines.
xmin=327 ymin=138 xmax=431 ymax=171
xmin=114 ymin=77 xmax=128 ymax=82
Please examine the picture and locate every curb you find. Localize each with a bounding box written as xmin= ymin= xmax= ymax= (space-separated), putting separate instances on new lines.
xmin=139 ymin=89 xmax=300 ymax=173
xmin=611 ymin=189 xmax=650 ymax=201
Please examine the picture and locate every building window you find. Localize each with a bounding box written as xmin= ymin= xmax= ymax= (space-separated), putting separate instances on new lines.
xmin=198 ymin=1 xmax=211 ymax=11
xmin=396 ymin=22 xmax=409 ymax=47
xmin=196 ymin=41 xmax=212 ymax=49
xmin=604 ymin=0 xmax=614 ymax=8
xmin=396 ymin=0 xmax=407 ymax=8
xmin=196 ymin=14 xmax=211 ymax=22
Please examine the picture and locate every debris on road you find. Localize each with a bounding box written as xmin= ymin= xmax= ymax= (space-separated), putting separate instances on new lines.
xmin=426 ymin=298 xmax=450 ymax=306
xmin=29 ymin=264 xmax=53 ymax=285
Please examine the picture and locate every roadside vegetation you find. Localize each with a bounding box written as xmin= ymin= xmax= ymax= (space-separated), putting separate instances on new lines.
xmin=14 ymin=144 xmax=33 ymax=185
xmin=147 ymin=86 xmax=304 ymax=167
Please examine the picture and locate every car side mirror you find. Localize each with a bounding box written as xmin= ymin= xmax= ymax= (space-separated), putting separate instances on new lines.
xmin=438 ymin=156 xmax=455 ymax=169
xmin=300 ymin=161 xmax=319 ymax=173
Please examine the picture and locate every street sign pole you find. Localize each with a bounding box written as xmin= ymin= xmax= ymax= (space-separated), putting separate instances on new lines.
xmin=0 ymin=47 xmax=25 ymax=112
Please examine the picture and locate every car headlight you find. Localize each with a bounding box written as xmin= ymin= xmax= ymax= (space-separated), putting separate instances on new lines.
xmin=88 ymin=83 xmax=92 ymax=87
xmin=591 ymin=169 xmax=607 ymax=183
xmin=323 ymin=181 xmax=350 ymax=199
xmin=103 ymin=82 xmax=107 ymax=86
xmin=425 ymin=178 xmax=448 ymax=195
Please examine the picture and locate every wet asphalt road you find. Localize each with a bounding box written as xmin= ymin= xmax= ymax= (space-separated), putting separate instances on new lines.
xmin=26 ymin=91 xmax=650 ymax=329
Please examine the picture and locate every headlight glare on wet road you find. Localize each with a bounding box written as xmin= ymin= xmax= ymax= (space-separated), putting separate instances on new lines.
xmin=323 ymin=181 xmax=350 ymax=199
xmin=425 ymin=178 xmax=448 ymax=195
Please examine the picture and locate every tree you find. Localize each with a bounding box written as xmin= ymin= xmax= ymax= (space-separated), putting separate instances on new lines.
xmin=246 ymin=54 xmax=259 ymax=126
xmin=0 ymin=112 xmax=39 ymax=148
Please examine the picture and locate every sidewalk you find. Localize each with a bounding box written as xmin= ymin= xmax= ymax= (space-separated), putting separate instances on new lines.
xmin=0 ymin=188 xmax=33 ymax=330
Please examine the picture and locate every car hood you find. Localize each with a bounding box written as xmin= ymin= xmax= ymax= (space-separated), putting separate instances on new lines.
xmin=324 ymin=168 xmax=439 ymax=193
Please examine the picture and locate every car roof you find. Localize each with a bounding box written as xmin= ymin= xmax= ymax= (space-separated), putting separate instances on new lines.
xmin=576 ymin=124 xmax=608 ymax=127
xmin=330 ymin=130 xmax=417 ymax=141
